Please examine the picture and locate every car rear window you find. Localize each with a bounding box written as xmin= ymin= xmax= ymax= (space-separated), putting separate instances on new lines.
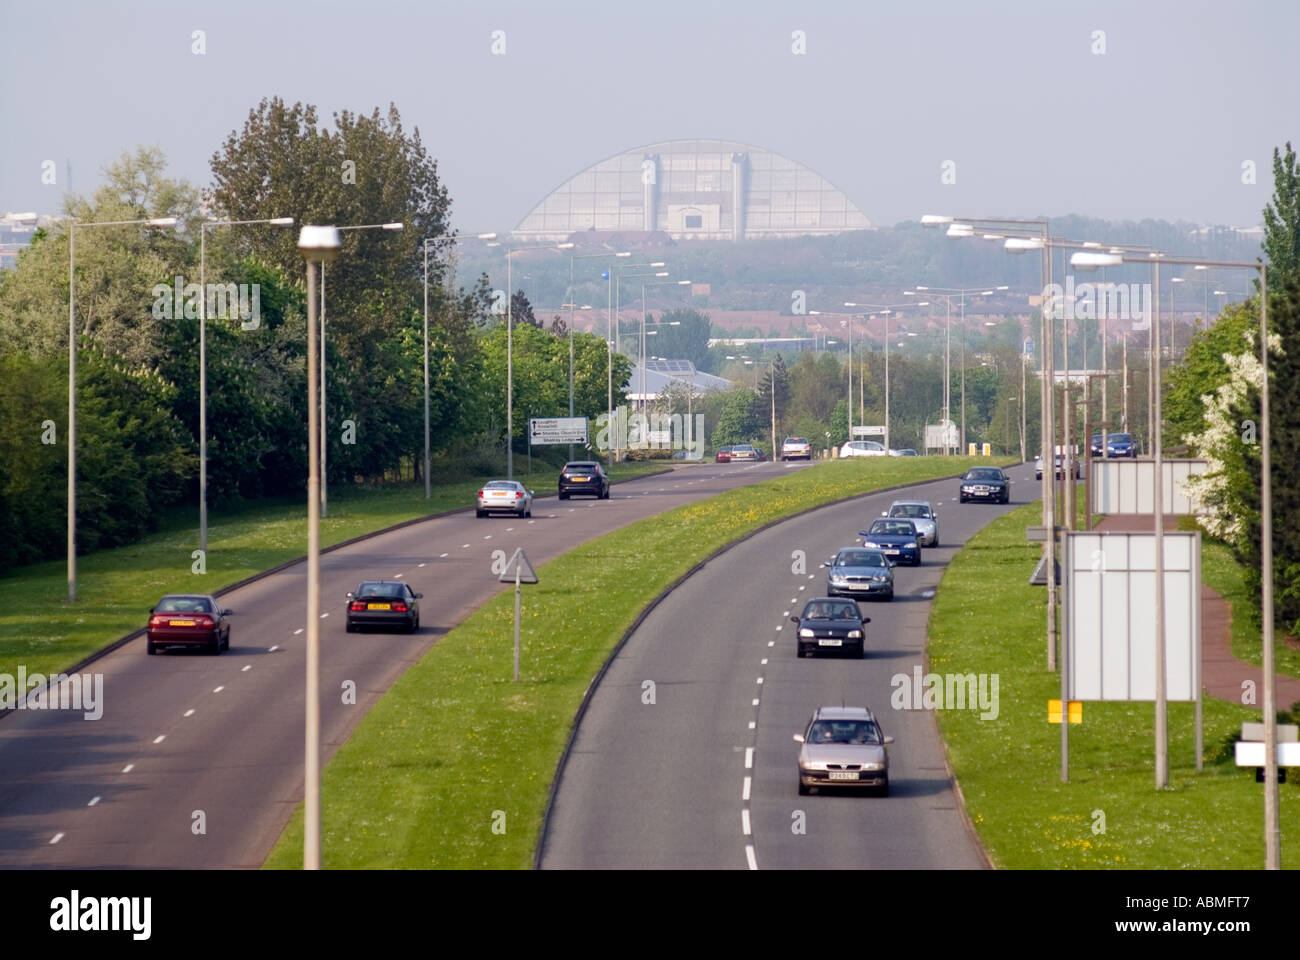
xmin=890 ymin=505 xmax=929 ymax=518
xmin=564 ymin=464 xmax=596 ymax=474
xmin=157 ymin=597 xmax=213 ymax=613
xmin=484 ymin=481 xmax=518 ymax=489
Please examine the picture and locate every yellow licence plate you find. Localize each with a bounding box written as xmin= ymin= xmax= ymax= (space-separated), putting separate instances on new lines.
xmin=169 ymin=619 xmax=196 ymax=626
xmin=367 ymin=603 xmax=391 ymax=611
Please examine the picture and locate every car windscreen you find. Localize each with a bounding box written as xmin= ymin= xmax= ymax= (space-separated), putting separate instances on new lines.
xmin=802 ymin=600 xmax=861 ymax=621
xmin=357 ymin=582 xmax=404 ymax=598
xmin=889 ymin=505 xmax=929 ymax=519
xmin=807 ymin=720 xmax=882 ymax=745
xmin=966 ymin=469 xmax=1002 ymax=480
xmin=871 ymin=520 xmax=914 ymax=536
xmin=837 ymin=551 xmax=885 ymax=567
xmin=157 ymin=597 xmax=213 ymax=613
xmin=1109 ymin=434 xmax=1132 ymax=442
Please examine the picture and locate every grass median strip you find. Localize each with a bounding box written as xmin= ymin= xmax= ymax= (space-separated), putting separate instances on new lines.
xmin=0 ymin=463 xmax=668 ymax=681
xmin=264 ymin=456 xmax=1006 ymax=868
xmin=928 ymin=502 xmax=1300 ymax=869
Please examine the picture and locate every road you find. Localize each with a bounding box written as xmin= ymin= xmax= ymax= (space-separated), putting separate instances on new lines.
xmin=0 ymin=460 xmax=810 ymax=868
xmin=540 ymin=462 xmax=1037 ymax=869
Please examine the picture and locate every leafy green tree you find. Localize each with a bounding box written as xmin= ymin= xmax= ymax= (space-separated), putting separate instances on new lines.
xmin=713 ymin=389 xmax=761 ymax=445
xmin=647 ymin=308 xmax=713 ymax=370
xmin=1262 ymin=142 xmax=1300 ymax=295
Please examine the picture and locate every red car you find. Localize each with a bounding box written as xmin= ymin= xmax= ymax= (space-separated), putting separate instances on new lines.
xmin=715 ymin=445 xmax=734 ymax=463
xmin=147 ymin=594 xmax=232 ymax=655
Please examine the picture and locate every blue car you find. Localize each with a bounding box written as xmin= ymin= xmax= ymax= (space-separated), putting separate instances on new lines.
xmin=859 ymin=518 xmax=921 ymax=566
xmin=1106 ymin=433 xmax=1137 ymax=458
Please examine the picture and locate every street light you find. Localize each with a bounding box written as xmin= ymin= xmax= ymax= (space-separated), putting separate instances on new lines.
xmin=312 ymin=222 xmax=406 ymax=516
xmin=198 ymin=217 xmax=294 ymax=551
xmin=423 ymin=231 xmax=496 ymax=496
xmin=641 ymin=279 xmax=691 ymax=412
xmin=845 ymin=301 xmax=922 ymax=452
xmin=566 ymin=250 xmax=630 ymax=459
xmin=297 ymin=224 xmax=342 ymax=872
xmin=66 ymin=215 xmax=178 ymax=602
xmin=1072 ymin=249 xmax=1274 ymax=841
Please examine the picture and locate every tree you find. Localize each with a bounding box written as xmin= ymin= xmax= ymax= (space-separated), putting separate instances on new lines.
xmin=713 ymin=389 xmax=761 ymax=445
xmin=646 ymin=308 xmax=713 ymax=370
xmin=510 ymin=290 xmax=539 ymax=327
xmin=755 ymin=353 xmax=791 ymax=440
xmin=1262 ymin=141 xmax=1300 ymax=295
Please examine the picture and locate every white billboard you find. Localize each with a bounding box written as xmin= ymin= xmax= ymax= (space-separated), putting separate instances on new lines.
xmin=1064 ymin=531 xmax=1200 ymax=702
xmin=1091 ymin=458 xmax=1206 ymax=515
xmin=529 ymin=417 xmax=588 ymax=445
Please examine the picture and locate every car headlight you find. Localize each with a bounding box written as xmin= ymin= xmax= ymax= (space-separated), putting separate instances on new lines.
xmin=801 ymin=761 xmax=825 ymax=772
xmin=862 ymin=762 xmax=883 ymax=771
xmin=847 ymin=629 xmax=862 ymax=639
xmin=830 ymin=574 xmax=847 ymax=583
xmin=962 ymin=485 xmax=974 ymax=492
xmin=798 ymin=628 xmax=814 ymax=638
xmin=863 ymin=540 xmax=880 ymax=548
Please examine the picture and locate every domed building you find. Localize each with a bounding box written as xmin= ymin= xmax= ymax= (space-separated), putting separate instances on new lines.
xmin=512 ymin=138 xmax=870 ymax=242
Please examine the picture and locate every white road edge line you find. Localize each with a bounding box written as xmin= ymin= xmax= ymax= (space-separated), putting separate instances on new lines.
xmin=122 ymin=764 xmax=134 ymax=774
xmin=294 ymin=628 xmax=303 ymax=635
xmin=213 ymin=686 xmax=224 ymax=694
xmin=183 ymin=709 xmax=195 ymax=717
xmin=152 ymin=735 xmax=165 ymax=744
xmin=50 ymin=833 xmax=63 ymax=845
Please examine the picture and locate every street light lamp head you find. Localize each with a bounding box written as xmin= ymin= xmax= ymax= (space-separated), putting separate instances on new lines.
xmin=655 ymin=271 xmax=669 ymax=277
xmin=556 ymin=242 xmax=576 ymax=250
xmin=268 ymin=217 xmax=296 ymax=226
xmin=476 ymin=232 xmax=498 ymax=240
xmin=650 ymin=261 xmax=666 ymax=268
xmin=1004 ymin=237 xmax=1044 ymax=253
xmin=382 ymin=222 xmax=405 ymax=230
xmin=298 ymin=225 xmax=343 ymax=262
xmin=1070 ymin=251 xmax=1122 ymax=271
xmin=615 ymin=251 xmax=632 ymax=258
xmin=147 ymin=217 xmax=179 ymax=227
xmin=946 ymin=223 xmax=974 ymax=238
xmin=921 ymin=215 xmax=953 ymax=226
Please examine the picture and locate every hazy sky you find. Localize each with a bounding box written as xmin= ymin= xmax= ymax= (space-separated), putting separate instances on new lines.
xmin=2 ymin=0 xmax=1296 ymax=231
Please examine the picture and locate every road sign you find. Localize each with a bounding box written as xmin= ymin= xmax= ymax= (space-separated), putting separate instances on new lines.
xmin=529 ymin=417 xmax=588 ymax=445
xmin=499 ymin=548 xmax=537 ymax=584
xmin=852 ymin=425 xmax=885 ymax=437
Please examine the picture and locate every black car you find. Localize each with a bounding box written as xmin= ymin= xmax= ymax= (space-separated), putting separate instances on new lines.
xmin=959 ymin=467 xmax=1010 ymax=503
xmin=558 ymin=461 xmax=610 ymax=500
xmin=791 ymin=597 xmax=871 ymax=658
xmin=346 ymin=581 xmax=422 ymax=633
xmin=147 ymin=594 xmax=232 ymax=655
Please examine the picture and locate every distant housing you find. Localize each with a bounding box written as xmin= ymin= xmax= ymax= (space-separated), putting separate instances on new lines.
xmin=513 ymin=139 xmax=871 ymax=243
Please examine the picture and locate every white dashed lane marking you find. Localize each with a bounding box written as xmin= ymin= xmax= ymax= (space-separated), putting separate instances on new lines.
xmin=50 ymin=833 xmax=63 ymax=845
xmin=87 ymin=796 xmax=100 ymax=807
xmin=183 ymin=709 xmax=195 ymax=717
xmin=152 ymin=735 xmax=165 ymax=745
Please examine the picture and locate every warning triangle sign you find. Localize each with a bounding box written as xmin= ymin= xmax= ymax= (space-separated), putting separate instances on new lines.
xmin=499 ymin=548 xmax=538 ymax=584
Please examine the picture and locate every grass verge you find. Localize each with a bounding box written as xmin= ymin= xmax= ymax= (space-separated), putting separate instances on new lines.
xmin=264 ymin=455 xmax=1009 ymax=868
xmin=929 ymin=501 xmax=1300 ymax=868
xmin=0 ymin=462 xmax=669 ymax=681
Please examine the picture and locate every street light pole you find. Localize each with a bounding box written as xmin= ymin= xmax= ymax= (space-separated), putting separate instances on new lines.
xmin=297 ymin=225 xmax=342 ymax=871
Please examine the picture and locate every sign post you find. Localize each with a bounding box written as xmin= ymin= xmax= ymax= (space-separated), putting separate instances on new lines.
xmin=499 ymin=548 xmax=538 ymax=681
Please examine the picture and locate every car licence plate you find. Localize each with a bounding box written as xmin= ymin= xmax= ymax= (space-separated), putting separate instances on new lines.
xmin=828 ymin=771 xmax=859 ymax=781
xmin=572 ymin=477 xmax=588 ymax=481
xmin=818 ymin=638 xmax=842 ymax=646
xmin=884 ymin=549 xmax=899 ymax=555
xmin=491 ymin=491 xmax=506 ymax=497
xmin=367 ymin=603 xmax=391 ymax=610
xmin=169 ymin=619 xmax=196 ymax=626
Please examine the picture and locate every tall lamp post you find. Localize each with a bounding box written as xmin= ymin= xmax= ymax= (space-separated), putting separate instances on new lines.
xmin=424 ymin=231 xmax=498 ymax=496
xmin=500 ymin=241 xmax=574 ymax=478
xmin=320 ymin=222 xmax=404 ymax=516
xmin=844 ymin=301 xmax=923 ymax=452
xmin=297 ymin=225 xmax=343 ymax=871
xmin=1075 ymin=250 xmax=1274 ymax=863
xmin=198 ymin=216 xmax=295 ymax=552
xmin=566 ymin=250 xmax=630 ymax=459
xmin=67 ymin=215 xmax=178 ymax=602
xmin=641 ymin=279 xmax=691 ymax=413
xmin=609 ymin=261 xmax=667 ymax=462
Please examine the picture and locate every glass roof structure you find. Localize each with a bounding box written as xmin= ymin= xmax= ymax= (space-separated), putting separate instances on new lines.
xmin=513 ymin=139 xmax=870 ymax=242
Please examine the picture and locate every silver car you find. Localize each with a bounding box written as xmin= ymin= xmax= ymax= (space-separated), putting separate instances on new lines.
xmin=882 ymin=499 xmax=939 ymax=547
xmin=794 ymin=706 xmax=894 ymax=796
xmin=476 ymin=480 xmax=533 ymax=518
xmin=824 ymin=547 xmax=894 ymax=600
